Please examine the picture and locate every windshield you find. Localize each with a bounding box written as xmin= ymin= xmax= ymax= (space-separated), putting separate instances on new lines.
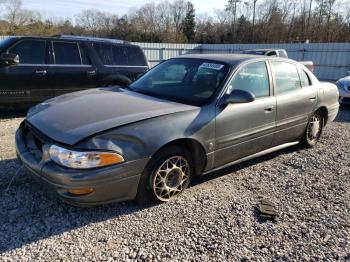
xmin=129 ymin=58 xmax=230 ymax=106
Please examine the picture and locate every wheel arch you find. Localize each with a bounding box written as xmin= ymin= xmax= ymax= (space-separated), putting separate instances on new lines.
xmin=100 ymin=74 xmax=132 ymax=87
xmin=150 ymin=138 xmax=207 ymax=176
xmin=316 ymin=106 xmax=329 ymax=125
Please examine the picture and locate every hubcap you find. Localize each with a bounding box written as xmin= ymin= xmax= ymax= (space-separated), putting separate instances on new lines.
xmin=153 ymin=156 xmax=189 ymax=201
xmin=307 ymin=115 xmax=321 ymax=141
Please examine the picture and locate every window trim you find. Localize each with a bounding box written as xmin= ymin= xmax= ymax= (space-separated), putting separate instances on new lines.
xmin=6 ymin=39 xmax=48 ymax=65
xmin=269 ymin=60 xmax=303 ymax=96
xmin=297 ymin=67 xmax=312 ymax=87
xmin=219 ymin=60 xmax=272 ymax=103
xmin=51 ymin=40 xmax=83 ymax=66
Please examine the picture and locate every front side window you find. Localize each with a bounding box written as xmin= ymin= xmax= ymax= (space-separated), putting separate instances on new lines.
xmin=8 ymin=40 xmax=46 ymax=64
xmin=271 ymin=61 xmax=301 ymax=94
xmin=53 ymin=42 xmax=81 ymax=65
xmin=229 ymin=61 xmax=270 ymax=98
xmin=130 ymin=58 xmax=230 ymax=106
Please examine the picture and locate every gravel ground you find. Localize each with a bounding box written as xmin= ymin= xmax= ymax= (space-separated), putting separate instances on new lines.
xmin=0 ymin=107 xmax=349 ymax=261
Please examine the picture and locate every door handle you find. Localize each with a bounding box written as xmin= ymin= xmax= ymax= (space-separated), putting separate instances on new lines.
xmin=309 ymin=96 xmax=316 ymax=100
xmin=35 ymin=70 xmax=47 ymax=76
xmin=86 ymin=70 xmax=96 ymax=76
xmin=264 ymin=106 xmax=275 ymax=112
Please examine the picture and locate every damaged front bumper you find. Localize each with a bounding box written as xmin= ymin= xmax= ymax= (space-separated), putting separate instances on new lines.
xmin=15 ymin=122 xmax=149 ymax=206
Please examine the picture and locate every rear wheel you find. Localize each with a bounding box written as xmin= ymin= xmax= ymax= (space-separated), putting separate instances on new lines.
xmin=301 ymin=111 xmax=324 ymax=148
xmin=135 ymin=146 xmax=193 ymax=204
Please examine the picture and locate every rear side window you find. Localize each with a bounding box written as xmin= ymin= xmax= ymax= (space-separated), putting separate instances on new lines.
xmin=94 ymin=43 xmax=146 ymax=66
xmin=127 ymin=46 xmax=147 ymax=66
xmin=53 ymin=42 xmax=81 ymax=65
xmin=113 ymin=46 xmax=128 ymax=65
xmin=230 ymin=61 xmax=270 ymax=98
xmin=298 ymin=68 xmax=311 ymax=87
xmin=9 ymin=40 xmax=46 ymax=64
xmin=94 ymin=43 xmax=114 ymax=65
xmin=271 ymin=61 xmax=301 ymax=94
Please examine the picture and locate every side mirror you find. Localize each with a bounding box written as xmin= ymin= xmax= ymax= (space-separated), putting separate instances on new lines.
xmin=223 ymin=89 xmax=255 ymax=104
xmin=0 ymin=53 xmax=19 ymax=66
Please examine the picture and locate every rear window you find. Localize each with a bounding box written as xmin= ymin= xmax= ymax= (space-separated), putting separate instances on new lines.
xmin=8 ymin=40 xmax=46 ymax=64
xmin=94 ymin=43 xmax=146 ymax=66
xmin=53 ymin=42 xmax=81 ymax=65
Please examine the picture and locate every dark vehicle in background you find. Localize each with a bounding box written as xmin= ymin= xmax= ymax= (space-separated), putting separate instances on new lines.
xmin=16 ymin=54 xmax=339 ymax=206
xmin=243 ymin=48 xmax=314 ymax=72
xmin=0 ymin=35 xmax=148 ymax=105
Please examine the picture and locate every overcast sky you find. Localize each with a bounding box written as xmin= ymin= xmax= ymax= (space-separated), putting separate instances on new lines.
xmin=22 ymin=0 xmax=228 ymax=19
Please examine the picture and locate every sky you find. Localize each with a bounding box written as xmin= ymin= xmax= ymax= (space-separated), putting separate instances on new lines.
xmin=22 ymin=0 xmax=229 ymax=19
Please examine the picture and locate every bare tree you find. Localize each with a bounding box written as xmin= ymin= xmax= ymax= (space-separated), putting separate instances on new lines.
xmin=226 ymin=0 xmax=241 ymax=42
xmin=171 ymin=0 xmax=188 ymax=42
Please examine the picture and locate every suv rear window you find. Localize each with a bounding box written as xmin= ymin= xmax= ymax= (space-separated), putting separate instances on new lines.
xmin=53 ymin=42 xmax=81 ymax=65
xmin=94 ymin=43 xmax=146 ymax=66
xmin=9 ymin=40 xmax=46 ymax=64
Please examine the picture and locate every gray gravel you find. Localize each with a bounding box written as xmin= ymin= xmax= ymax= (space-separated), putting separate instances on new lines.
xmin=0 ymin=107 xmax=349 ymax=261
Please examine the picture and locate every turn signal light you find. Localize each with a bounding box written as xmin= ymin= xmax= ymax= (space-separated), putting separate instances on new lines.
xmin=68 ymin=188 xmax=94 ymax=196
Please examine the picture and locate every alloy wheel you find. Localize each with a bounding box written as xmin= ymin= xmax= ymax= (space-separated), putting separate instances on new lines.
xmin=152 ymin=156 xmax=190 ymax=201
xmin=307 ymin=114 xmax=322 ymax=142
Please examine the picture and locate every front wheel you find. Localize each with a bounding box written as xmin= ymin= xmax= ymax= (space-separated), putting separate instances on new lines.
xmin=135 ymin=146 xmax=193 ymax=205
xmin=301 ymin=111 xmax=324 ymax=148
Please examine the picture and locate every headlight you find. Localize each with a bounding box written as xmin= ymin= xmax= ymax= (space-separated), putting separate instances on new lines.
xmin=49 ymin=145 xmax=124 ymax=169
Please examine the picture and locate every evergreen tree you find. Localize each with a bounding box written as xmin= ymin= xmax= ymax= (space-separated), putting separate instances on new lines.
xmin=182 ymin=2 xmax=196 ymax=43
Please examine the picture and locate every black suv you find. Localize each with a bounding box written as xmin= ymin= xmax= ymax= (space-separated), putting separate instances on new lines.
xmin=0 ymin=35 xmax=149 ymax=105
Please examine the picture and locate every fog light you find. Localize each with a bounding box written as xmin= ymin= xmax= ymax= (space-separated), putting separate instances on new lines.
xmin=67 ymin=188 xmax=94 ymax=196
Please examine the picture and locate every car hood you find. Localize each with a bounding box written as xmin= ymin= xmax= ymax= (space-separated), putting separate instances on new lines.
xmin=27 ymin=88 xmax=198 ymax=145
xmin=337 ymin=76 xmax=350 ymax=86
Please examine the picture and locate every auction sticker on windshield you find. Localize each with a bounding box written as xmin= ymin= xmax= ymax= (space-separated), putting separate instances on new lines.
xmin=199 ymin=63 xmax=225 ymax=70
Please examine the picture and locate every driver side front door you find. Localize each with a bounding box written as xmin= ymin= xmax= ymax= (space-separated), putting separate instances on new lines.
xmin=214 ymin=61 xmax=276 ymax=168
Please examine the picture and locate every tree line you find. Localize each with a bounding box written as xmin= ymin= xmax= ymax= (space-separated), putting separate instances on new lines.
xmin=0 ymin=0 xmax=349 ymax=43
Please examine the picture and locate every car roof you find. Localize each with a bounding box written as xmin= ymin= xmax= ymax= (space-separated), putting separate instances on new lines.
xmin=9 ymin=35 xmax=134 ymax=46
xmin=177 ymin=53 xmax=291 ymax=67
xmin=243 ymin=49 xmax=286 ymax=52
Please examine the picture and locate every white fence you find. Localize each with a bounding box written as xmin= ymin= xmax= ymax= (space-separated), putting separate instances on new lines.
xmin=134 ymin=42 xmax=350 ymax=81
xmin=1 ymin=36 xmax=349 ymax=80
